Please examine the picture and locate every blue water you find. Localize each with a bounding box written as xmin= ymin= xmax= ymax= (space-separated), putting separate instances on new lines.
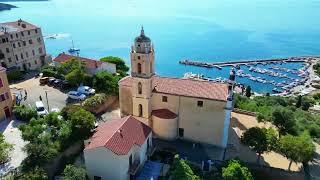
xmin=1 ymin=0 xmax=320 ymax=93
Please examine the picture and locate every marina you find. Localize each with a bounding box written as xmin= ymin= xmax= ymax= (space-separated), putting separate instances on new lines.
xmin=181 ymin=56 xmax=318 ymax=95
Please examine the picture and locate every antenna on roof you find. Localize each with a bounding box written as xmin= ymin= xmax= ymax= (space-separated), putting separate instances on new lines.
xmin=141 ymin=25 xmax=145 ymax=36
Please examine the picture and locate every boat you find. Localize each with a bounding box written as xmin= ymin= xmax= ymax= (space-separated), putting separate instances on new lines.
xmin=272 ymin=88 xmax=283 ymax=93
xmin=68 ymin=40 xmax=80 ymax=53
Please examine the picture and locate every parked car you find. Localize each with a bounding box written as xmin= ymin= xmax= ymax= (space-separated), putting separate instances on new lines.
xmin=36 ymin=101 xmax=48 ymax=116
xmin=61 ymin=80 xmax=70 ymax=89
xmin=53 ymin=79 xmax=62 ymax=87
xmin=77 ymin=86 xmax=95 ymax=95
xmin=50 ymin=107 xmax=60 ymax=113
xmin=39 ymin=77 xmax=49 ymax=85
xmin=48 ymin=77 xmax=56 ymax=86
xmin=67 ymin=91 xmax=86 ymax=101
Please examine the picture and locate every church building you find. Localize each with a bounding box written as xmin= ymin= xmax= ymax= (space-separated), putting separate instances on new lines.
xmin=119 ymin=27 xmax=234 ymax=148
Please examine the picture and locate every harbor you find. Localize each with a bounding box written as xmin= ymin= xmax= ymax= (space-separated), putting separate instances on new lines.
xmin=181 ymin=56 xmax=319 ymax=95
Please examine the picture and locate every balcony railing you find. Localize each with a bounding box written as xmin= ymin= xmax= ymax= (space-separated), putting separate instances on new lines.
xmin=129 ymin=160 xmax=140 ymax=175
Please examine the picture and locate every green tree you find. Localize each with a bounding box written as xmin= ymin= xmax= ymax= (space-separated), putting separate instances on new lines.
xmin=13 ymin=105 xmax=37 ymax=122
xmin=245 ymin=86 xmax=251 ymax=98
xmin=100 ymin=56 xmax=129 ymax=75
xmin=241 ymin=127 xmax=276 ymax=163
xmin=57 ymin=58 xmax=85 ymax=75
xmin=65 ymin=68 xmax=85 ymax=87
xmin=0 ymin=133 xmax=13 ymax=164
xmin=18 ymin=167 xmax=48 ymax=180
xmin=69 ymin=108 xmax=95 ymax=139
xmin=271 ymin=108 xmax=296 ymax=136
xmin=296 ymin=95 xmax=302 ymax=108
xmin=62 ymin=164 xmax=86 ymax=180
xmin=171 ymin=155 xmax=199 ymax=180
xmin=93 ymin=71 xmax=119 ymax=95
xmin=222 ymin=159 xmax=253 ymax=180
xmin=278 ymin=132 xmax=315 ymax=171
xmin=19 ymin=118 xmax=47 ymax=142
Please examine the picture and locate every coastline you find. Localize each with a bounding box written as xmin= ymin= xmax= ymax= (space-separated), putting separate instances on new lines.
xmin=0 ymin=3 xmax=17 ymax=11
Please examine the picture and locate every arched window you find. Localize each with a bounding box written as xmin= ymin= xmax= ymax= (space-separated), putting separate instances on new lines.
xmin=138 ymin=104 xmax=143 ymax=117
xmin=137 ymin=63 xmax=142 ymax=74
xmin=138 ymin=82 xmax=142 ymax=94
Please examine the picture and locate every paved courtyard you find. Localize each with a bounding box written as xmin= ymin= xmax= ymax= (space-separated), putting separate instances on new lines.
xmin=0 ymin=119 xmax=27 ymax=175
xmin=10 ymin=77 xmax=68 ymax=111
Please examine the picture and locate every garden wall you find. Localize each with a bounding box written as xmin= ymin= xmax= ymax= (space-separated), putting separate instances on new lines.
xmin=85 ymin=96 xmax=117 ymax=115
xmin=232 ymin=108 xmax=256 ymax=116
xmin=43 ymin=141 xmax=83 ymax=179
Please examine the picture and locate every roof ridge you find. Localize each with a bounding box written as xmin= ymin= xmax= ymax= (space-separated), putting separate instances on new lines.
xmin=154 ymin=75 xmax=227 ymax=85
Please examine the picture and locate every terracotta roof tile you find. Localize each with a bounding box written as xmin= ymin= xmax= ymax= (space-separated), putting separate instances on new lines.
xmin=152 ymin=109 xmax=177 ymax=119
xmin=119 ymin=76 xmax=229 ymax=101
xmin=53 ymin=53 xmax=103 ymax=69
xmin=85 ymin=116 xmax=152 ymax=155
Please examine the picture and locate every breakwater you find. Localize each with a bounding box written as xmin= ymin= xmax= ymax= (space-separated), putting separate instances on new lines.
xmin=179 ymin=56 xmax=318 ymax=69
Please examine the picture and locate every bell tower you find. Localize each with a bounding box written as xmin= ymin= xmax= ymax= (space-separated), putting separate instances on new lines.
xmin=131 ymin=27 xmax=155 ymax=126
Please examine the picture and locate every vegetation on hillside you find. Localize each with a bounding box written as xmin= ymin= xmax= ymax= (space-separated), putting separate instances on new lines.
xmin=235 ymin=94 xmax=320 ymax=139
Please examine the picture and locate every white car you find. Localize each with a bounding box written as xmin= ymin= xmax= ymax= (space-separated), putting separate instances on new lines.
xmin=68 ymin=91 xmax=86 ymax=100
xmin=77 ymin=86 xmax=95 ymax=95
xmin=35 ymin=101 xmax=48 ymax=116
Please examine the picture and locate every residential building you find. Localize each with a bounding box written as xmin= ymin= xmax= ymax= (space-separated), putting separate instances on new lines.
xmin=84 ymin=116 xmax=152 ymax=180
xmin=119 ymin=27 xmax=234 ymax=148
xmin=0 ymin=67 xmax=12 ymax=121
xmin=0 ymin=19 xmax=51 ymax=70
xmin=53 ymin=53 xmax=116 ymax=75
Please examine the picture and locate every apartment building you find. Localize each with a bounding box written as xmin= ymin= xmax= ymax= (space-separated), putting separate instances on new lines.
xmin=0 ymin=19 xmax=51 ymax=71
xmin=0 ymin=67 xmax=12 ymax=121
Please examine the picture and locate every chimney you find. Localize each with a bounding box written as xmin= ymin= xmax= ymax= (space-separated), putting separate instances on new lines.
xmin=118 ymin=129 xmax=123 ymax=138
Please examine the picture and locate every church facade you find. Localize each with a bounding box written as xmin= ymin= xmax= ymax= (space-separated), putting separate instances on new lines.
xmin=119 ymin=28 xmax=234 ymax=148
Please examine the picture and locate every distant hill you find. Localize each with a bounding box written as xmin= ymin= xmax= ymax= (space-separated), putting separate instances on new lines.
xmin=0 ymin=3 xmax=17 ymax=11
xmin=0 ymin=0 xmax=48 ymax=1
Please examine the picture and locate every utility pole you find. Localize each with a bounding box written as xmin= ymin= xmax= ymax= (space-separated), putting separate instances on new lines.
xmin=45 ymin=90 xmax=49 ymax=111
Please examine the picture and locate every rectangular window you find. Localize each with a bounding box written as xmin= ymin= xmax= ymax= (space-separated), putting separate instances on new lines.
xmin=5 ymin=48 xmax=9 ymax=53
xmin=26 ymin=52 xmax=29 ymax=58
xmin=15 ymin=34 xmax=18 ymax=38
xmin=178 ymin=128 xmax=184 ymax=137
xmin=162 ymin=96 xmax=168 ymax=102
xmin=23 ymin=41 xmax=26 ymax=46
xmin=18 ymin=42 xmax=21 ymax=47
xmin=32 ymin=50 xmax=35 ymax=56
xmin=15 ymin=55 xmax=18 ymax=61
xmin=28 ymin=31 xmax=30 ymax=35
xmin=28 ymin=63 xmax=31 ymax=67
xmin=0 ymin=78 xmax=3 ymax=88
xmin=29 ymin=39 xmax=33 ymax=44
xmin=21 ymin=32 xmax=24 ymax=36
xmin=13 ymin=43 xmax=16 ymax=48
xmin=34 ymin=60 xmax=37 ymax=65
xmin=10 ymin=34 xmax=13 ymax=39
xmin=8 ymin=58 xmax=12 ymax=63
xmin=20 ymin=53 xmax=24 ymax=59
xmin=93 ymin=176 xmax=102 ymax=180
xmin=35 ymin=29 xmax=38 ymax=34
xmin=38 ymin=47 xmax=43 ymax=54
xmin=37 ymin=37 xmax=41 ymax=43
xmin=137 ymin=56 xmax=140 ymax=59
xmin=197 ymin=100 xmax=203 ymax=107
xmin=0 ymin=94 xmax=5 ymax=102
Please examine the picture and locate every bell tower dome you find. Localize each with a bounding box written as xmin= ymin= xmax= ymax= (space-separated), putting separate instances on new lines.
xmin=131 ymin=26 xmax=155 ymax=78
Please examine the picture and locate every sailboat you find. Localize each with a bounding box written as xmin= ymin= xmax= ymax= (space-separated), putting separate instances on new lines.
xmin=68 ymin=40 xmax=80 ymax=53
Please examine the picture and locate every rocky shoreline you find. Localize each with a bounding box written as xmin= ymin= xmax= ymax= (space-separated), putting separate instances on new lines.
xmin=0 ymin=3 xmax=17 ymax=11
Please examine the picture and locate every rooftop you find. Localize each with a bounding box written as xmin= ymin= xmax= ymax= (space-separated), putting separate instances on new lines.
xmin=152 ymin=109 xmax=177 ymax=119
xmin=85 ymin=116 xmax=152 ymax=155
xmin=0 ymin=19 xmax=38 ymax=35
xmin=53 ymin=53 xmax=106 ymax=69
xmin=119 ymin=76 xmax=229 ymax=101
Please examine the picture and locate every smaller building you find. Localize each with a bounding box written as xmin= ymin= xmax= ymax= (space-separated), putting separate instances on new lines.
xmin=0 ymin=67 xmax=12 ymax=121
xmin=84 ymin=116 xmax=152 ymax=180
xmin=53 ymin=53 xmax=116 ymax=75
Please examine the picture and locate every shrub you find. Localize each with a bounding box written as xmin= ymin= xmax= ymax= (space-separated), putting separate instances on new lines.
xmin=222 ymin=159 xmax=253 ymax=180
xmin=61 ymin=105 xmax=82 ymax=119
xmin=171 ymin=155 xmax=199 ymax=180
xmin=83 ymin=93 xmax=107 ymax=109
xmin=13 ymin=105 xmax=37 ymax=121
xmin=17 ymin=167 xmax=48 ymax=180
xmin=7 ymin=69 xmax=24 ymax=82
xmin=0 ymin=133 xmax=13 ymax=164
xmin=62 ymin=164 xmax=86 ymax=180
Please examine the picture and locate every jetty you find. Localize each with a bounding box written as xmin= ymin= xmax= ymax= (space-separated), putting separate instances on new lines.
xmin=179 ymin=56 xmax=318 ymax=69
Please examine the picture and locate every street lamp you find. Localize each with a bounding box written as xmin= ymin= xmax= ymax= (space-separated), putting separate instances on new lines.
xmin=43 ymin=88 xmax=50 ymax=111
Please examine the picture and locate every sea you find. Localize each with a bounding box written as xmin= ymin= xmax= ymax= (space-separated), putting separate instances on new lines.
xmin=1 ymin=0 xmax=320 ymax=93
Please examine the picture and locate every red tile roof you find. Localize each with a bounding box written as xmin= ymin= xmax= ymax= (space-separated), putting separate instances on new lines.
xmin=119 ymin=76 xmax=229 ymax=101
xmin=85 ymin=116 xmax=152 ymax=155
xmin=53 ymin=53 xmax=103 ymax=69
xmin=152 ymin=109 xmax=177 ymax=119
